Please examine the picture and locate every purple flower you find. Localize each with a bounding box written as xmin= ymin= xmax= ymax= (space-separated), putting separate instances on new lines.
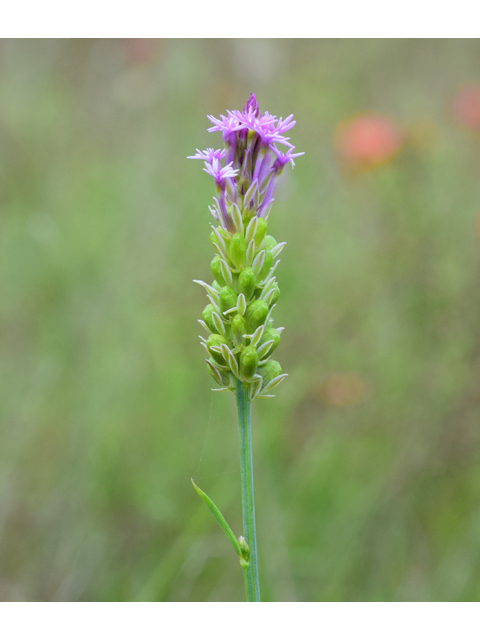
xmin=243 ymin=93 xmax=261 ymax=117
xmin=207 ymin=113 xmax=243 ymax=140
xmin=187 ymin=148 xmax=226 ymax=162
xmin=189 ymin=93 xmax=302 ymax=229
xmin=271 ymin=144 xmax=305 ymax=169
xmin=233 ymin=110 xmax=294 ymax=149
xmin=203 ymin=158 xmax=238 ymax=186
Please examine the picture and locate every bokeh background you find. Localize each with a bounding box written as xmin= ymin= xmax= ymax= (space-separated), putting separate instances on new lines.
xmin=1 ymin=38 xmax=480 ymax=601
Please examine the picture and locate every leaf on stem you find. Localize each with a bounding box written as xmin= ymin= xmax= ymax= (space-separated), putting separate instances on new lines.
xmin=191 ymin=479 xmax=242 ymax=558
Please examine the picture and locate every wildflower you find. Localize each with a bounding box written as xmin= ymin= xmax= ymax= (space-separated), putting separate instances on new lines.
xmin=453 ymin=84 xmax=480 ymax=130
xmin=190 ymin=94 xmax=302 ymax=602
xmin=335 ymin=113 xmax=402 ymax=169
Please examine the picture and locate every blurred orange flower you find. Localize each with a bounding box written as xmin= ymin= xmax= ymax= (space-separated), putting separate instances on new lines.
xmin=335 ymin=113 xmax=402 ymax=170
xmin=453 ymin=84 xmax=480 ymax=130
xmin=317 ymin=373 xmax=370 ymax=408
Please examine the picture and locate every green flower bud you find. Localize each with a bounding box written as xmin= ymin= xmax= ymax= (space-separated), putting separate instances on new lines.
xmin=210 ymin=228 xmax=230 ymax=253
xmin=254 ymin=218 xmax=267 ymax=246
xmin=257 ymin=249 xmax=273 ymax=281
xmin=238 ymin=267 xmax=256 ymax=300
xmin=230 ymin=232 xmax=247 ymax=268
xmin=231 ymin=314 xmax=247 ymax=345
xmin=206 ymin=360 xmax=230 ymax=386
xmin=240 ymin=346 xmax=258 ymax=381
xmin=264 ymin=235 xmax=277 ymax=251
xmin=259 ymin=327 xmax=281 ymax=357
xmin=219 ymin=286 xmax=237 ymax=312
xmin=258 ymin=360 xmax=282 ymax=387
xmin=270 ymin=283 xmax=280 ymax=304
xmin=210 ymin=255 xmax=227 ymax=287
xmin=207 ymin=334 xmax=230 ymax=365
xmin=202 ymin=304 xmax=216 ymax=333
xmin=244 ymin=299 xmax=269 ymax=333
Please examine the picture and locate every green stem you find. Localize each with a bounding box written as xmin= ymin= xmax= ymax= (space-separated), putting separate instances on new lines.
xmin=236 ymin=379 xmax=260 ymax=602
xmin=241 ymin=560 xmax=254 ymax=602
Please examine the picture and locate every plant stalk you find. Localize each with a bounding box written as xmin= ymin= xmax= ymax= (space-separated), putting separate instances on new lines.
xmin=236 ymin=379 xmax=260 ymax=602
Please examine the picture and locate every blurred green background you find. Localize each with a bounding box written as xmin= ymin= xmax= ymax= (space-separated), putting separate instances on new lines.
xmin=1 ymin=38 xmax=480 ymax=601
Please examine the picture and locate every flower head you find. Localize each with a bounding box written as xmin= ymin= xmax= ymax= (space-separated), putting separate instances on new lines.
xmin=190 ymin=93 xmax=303 ymax=229
xmin=203 ymin=158 xmax=238 ymax=186
xmin=271 ymin=144 xmax=305 ymax=169
xmin=335 ymin=113 xmax=402 ymax=169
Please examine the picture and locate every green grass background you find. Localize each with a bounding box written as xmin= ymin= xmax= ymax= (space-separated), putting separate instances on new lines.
xmin=1 ymin=38 xmax=480 ymax=601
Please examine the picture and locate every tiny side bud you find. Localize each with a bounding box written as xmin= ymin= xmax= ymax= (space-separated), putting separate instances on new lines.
xmin=238 ymin=535 xmax=250 ymax=562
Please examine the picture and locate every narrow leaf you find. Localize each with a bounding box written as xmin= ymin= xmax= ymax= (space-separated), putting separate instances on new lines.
xmin=191 ymin=479 xmax=242 ymax=558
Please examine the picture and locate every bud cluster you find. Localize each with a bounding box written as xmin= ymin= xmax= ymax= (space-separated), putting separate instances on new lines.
xmin=189 ymin=94 xmax=303 ymax=401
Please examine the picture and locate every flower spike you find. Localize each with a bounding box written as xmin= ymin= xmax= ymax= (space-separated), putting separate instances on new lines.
xmin=191 ymin=93 xmax=302 ymax=399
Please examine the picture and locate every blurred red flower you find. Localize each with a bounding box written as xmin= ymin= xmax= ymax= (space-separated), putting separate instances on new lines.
xmin=453 ymin=84 xmax=480 ymax=130
xmin=335 ymin=113 xmax=402 ymax=169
